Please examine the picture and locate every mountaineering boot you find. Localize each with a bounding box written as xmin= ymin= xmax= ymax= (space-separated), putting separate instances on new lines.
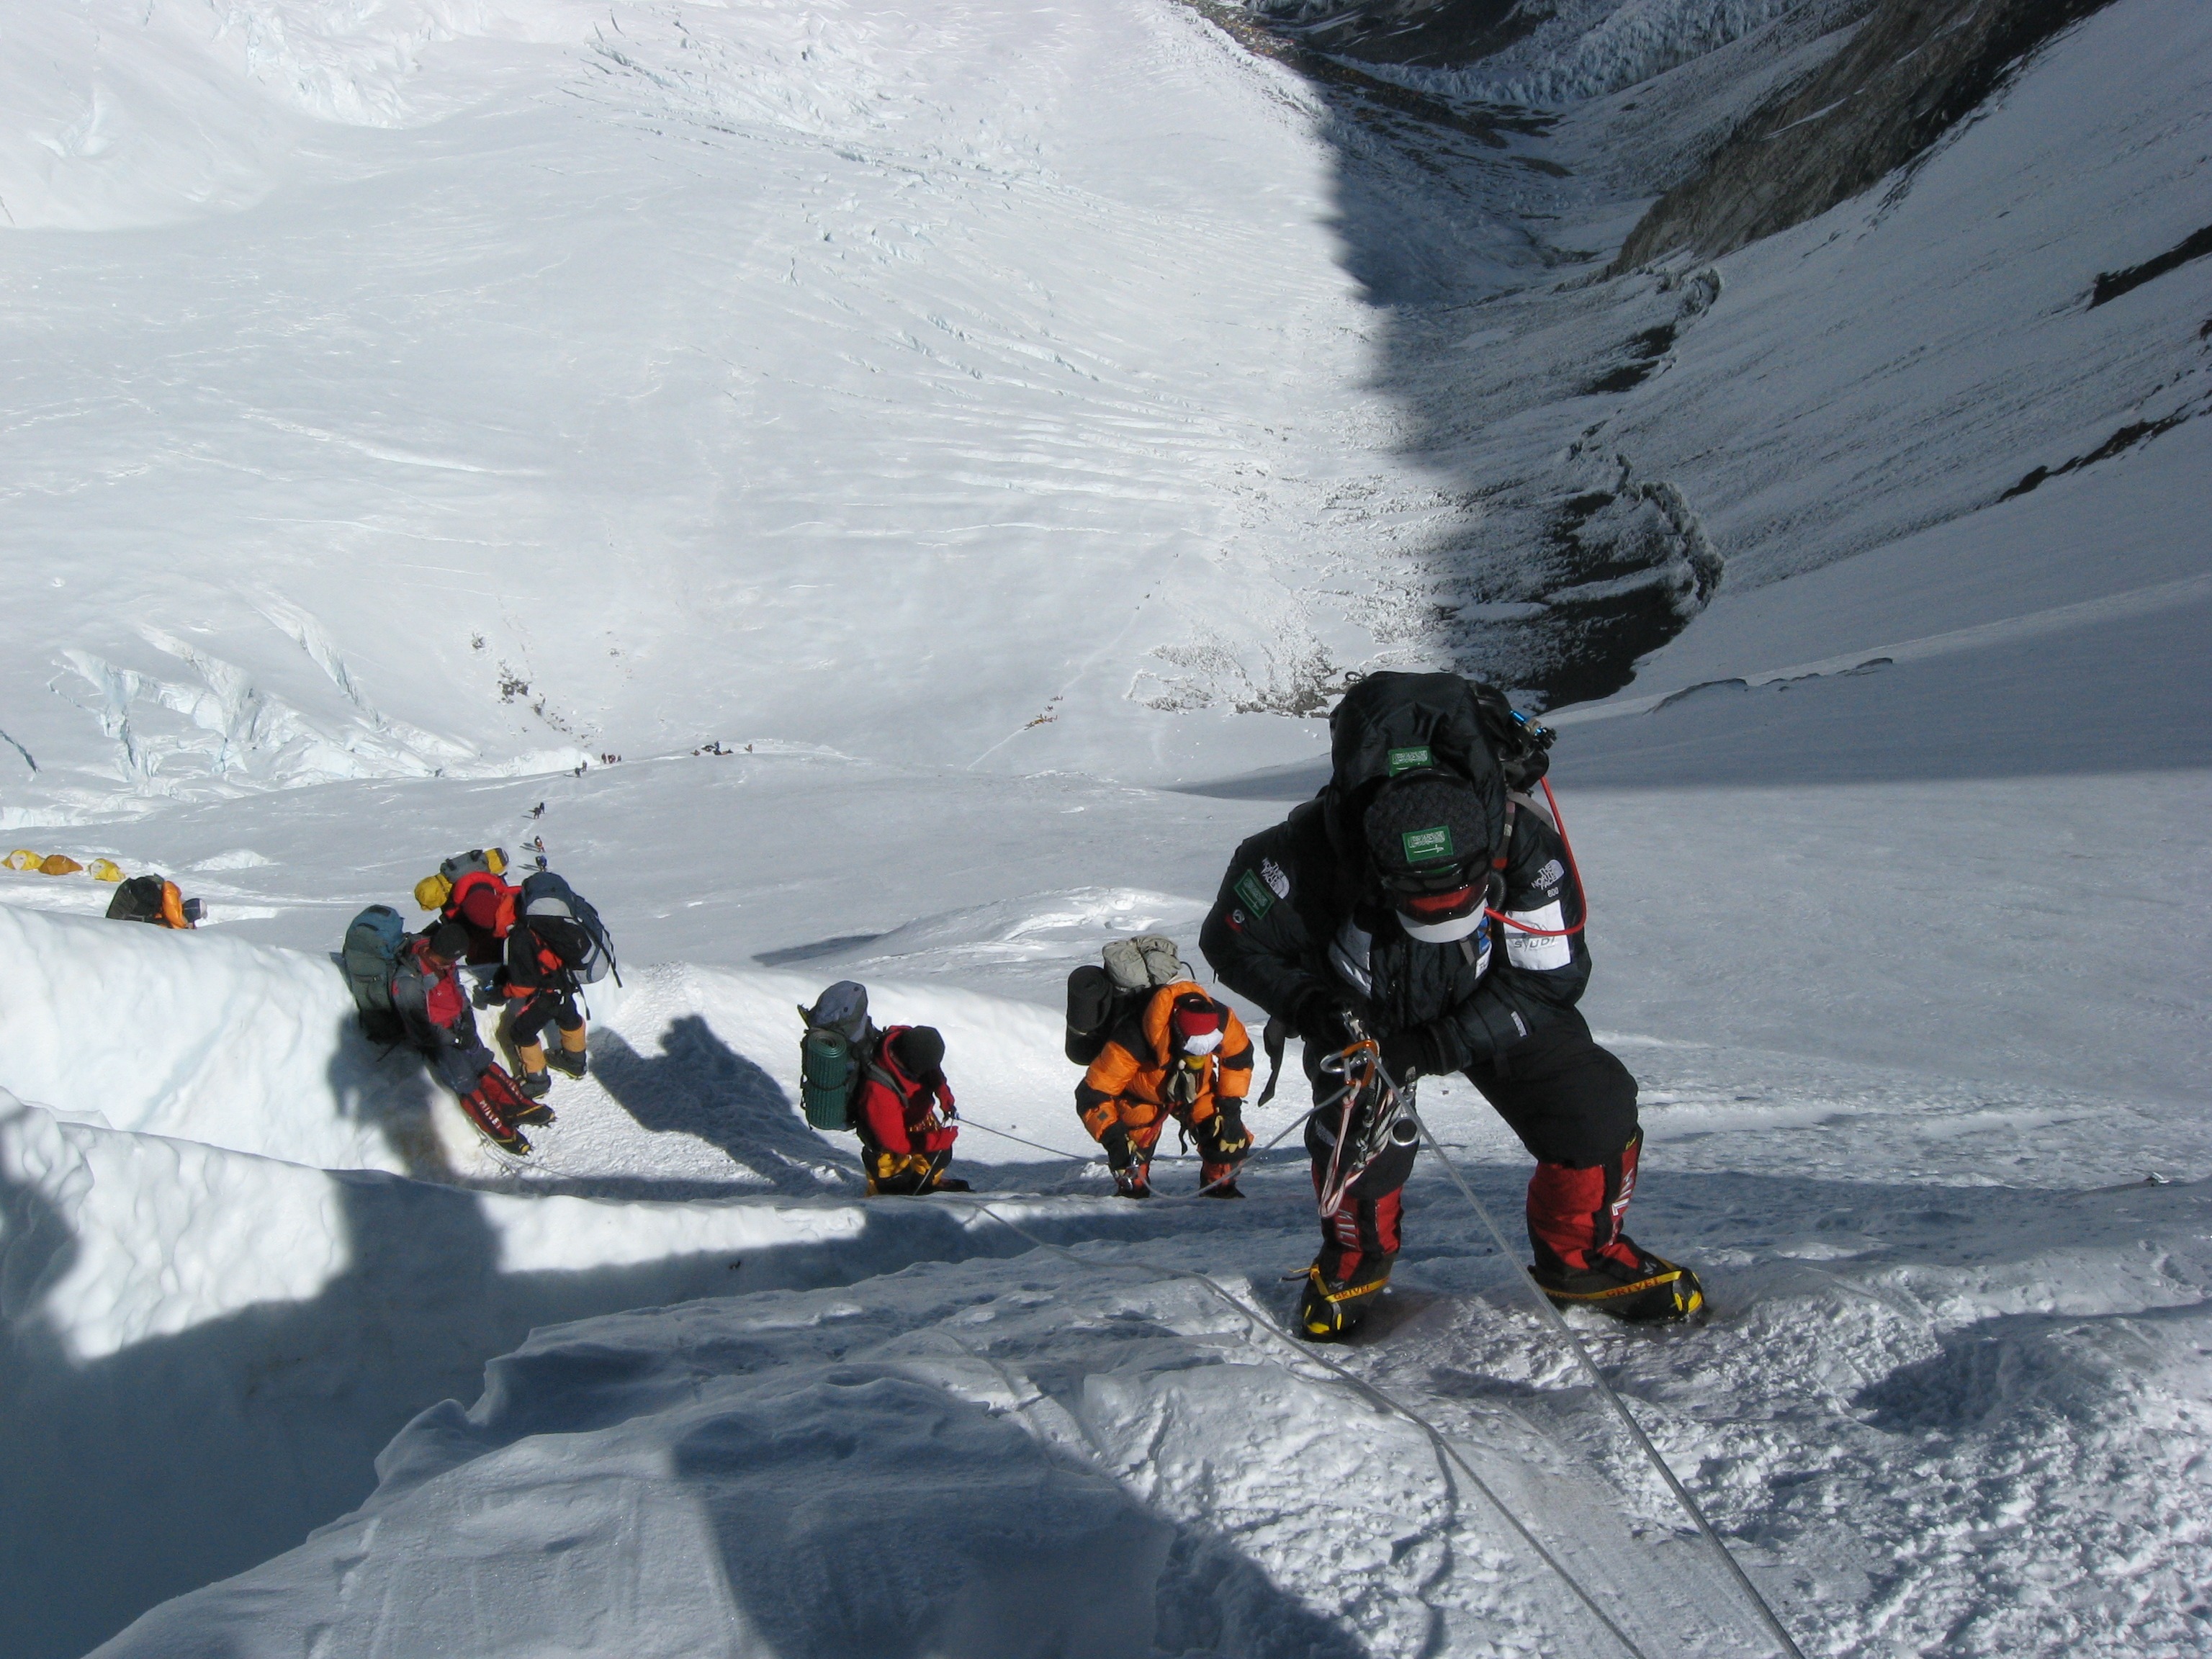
xmin=866 ymin=1151 xmax=917 ymax=1196
xmin=1198 ymin=1159 xmax=1244 ymax=1198
xmin=1295 ymin=1262 xmax=1388 ymax=1341
xmin=459 ymin=1082 xmax=531 ymax=1156
xmin=923 ymin=1148 xmax=970 ymax=1194
xmin=549 ymin=1026 xmax=588 ymax=1079
xmin=1523 ymin=1131 xmax=1699 ymax=1319
xmin=509 ymin=1062 xmax=556 ymax=1126
xmin=1532 ymin=1239 xmax=1704 ymax=1322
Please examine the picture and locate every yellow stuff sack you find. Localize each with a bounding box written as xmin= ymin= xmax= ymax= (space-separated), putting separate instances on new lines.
xmin=415 ymin=873 xmax=454 ymax=912
xmin=40 ymin=854 xmax=83 ymax=876
xmin=89 ymin=858 xmax=124 ymax=882
xmin=5 ymin=850 xmax=42 ymax=872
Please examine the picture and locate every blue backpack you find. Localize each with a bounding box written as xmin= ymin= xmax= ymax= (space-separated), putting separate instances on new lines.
xmin=519 ymin=871 xmax=618 ymax=985
xmin=340 ymin=905 xmax=409 ymax=1042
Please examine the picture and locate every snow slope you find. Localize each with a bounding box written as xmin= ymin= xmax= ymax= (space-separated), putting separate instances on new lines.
xmin=0 ymin=0 xmax=1447 ymax=821
xmin=1 ymin=0 xmax=2208 ymax=1655
xmin=1313 ymin=0 xmax=2212 ymax=703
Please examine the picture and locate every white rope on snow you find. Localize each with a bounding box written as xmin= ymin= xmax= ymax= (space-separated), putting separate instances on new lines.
xmin=940 ymin=1190 xmax=1657 ymax=1659
xmin=1411 ymin=1115 xmax=1809 ymax=1659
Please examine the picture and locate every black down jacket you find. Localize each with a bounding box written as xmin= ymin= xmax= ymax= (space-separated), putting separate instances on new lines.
xmin=1199 ymin=796 xmax=1590 ymax=1074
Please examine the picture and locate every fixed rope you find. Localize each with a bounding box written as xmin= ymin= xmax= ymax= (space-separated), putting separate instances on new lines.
xmin=1412 ymin=1119 xmax=1809 ymax=1659
xmin=943 ymin=1190 xmax=1655 ymax=1659
xmin=957 ymin=1110 xmax=1308 ymax=1202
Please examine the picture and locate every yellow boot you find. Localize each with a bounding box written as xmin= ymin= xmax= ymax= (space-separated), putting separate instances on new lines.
xmin=548 ymin=1022 xmax=588 ymax=1079
xmin=514 ymin=1041 xmax=552 ymax=1100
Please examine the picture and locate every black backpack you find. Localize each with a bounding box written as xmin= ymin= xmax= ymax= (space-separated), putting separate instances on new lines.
xmin=105 ymin=875 xmax=170 ymax=925
xmin=518 ymin=871 xmax=618 ymax=984
xmin=1321 ymin=672 xmax=1555 ymax=857
xmin=1064 ymin=935 xmax=1191 ymax=1066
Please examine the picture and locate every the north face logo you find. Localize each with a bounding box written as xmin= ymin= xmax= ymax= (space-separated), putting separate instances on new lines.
xmin=1385 ymin=745 xmax=1434 ymax=777
xmin=1401 ymin=825 xmax=1455 ymax=863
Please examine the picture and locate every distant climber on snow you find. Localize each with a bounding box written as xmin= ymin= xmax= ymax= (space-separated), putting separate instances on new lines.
xmin=1201 ymin=671 xmax=1703 ymax=1341
xmin=390 ymin=920 xmax=547 ymax=1155
xmin=492 ymin=865 xmax=616 ymax=1098
xmin=799 ymin=981 xmax=966 ymax=1195
xmin=1068 ymin=938 xmax=1254 ymax=1198
xmin=104 ymin=872 xmax=202 ymax=930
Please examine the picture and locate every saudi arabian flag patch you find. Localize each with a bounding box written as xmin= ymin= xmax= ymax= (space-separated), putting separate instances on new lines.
xmin=1386 ymin=745 xmax=1434 ymax=777
xmin=1233 ymin=868 xmax=1274 ymax=917
xmin=1402 ymin=824 xmax=1455 ymax=864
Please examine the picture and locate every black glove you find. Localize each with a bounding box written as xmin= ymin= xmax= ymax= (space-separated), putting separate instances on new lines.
xmin=1380 ymin=1024 xmax=1444 ymax=1082
xmin=1294 ymin=987 xmax=1366 ymax=1051
xmin=1205 ymin=1103 xmax=1252 ymax=1159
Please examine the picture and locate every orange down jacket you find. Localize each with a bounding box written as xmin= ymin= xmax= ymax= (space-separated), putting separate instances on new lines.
xmin=1075 ymin=980 xmax=1252 ymax=1142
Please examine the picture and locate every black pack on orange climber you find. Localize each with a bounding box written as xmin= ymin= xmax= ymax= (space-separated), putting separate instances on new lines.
xmin=1063 ymin=934 xmax=1192 ymax=1065
xmin=105 ymin=873 xmax=201 ymax=929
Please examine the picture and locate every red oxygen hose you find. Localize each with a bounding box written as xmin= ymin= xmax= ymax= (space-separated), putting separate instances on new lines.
xmin=1484 ymin=777 xmax=1588 ymax=939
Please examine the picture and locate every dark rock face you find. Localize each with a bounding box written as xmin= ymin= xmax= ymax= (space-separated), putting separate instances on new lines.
xmin=1613 ymin=0 xmax=2120 ymax=271
xmin=1266 ymin=0 xmax=1545 ymax=69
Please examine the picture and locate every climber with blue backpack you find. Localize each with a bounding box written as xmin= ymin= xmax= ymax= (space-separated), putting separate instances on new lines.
xmin=494 ymin=868 xmax=616 ymax=1099
xmin=799 ymin=981 xmax=968 ymax=1195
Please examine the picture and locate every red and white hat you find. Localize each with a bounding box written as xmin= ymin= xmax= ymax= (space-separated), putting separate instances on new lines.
xmin=1170 ymin=994 xmax=1224 ymax=1056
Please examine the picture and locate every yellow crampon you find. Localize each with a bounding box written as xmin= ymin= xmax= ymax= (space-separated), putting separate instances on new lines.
xmin=1296 ymin=1265 xmax=1388 ymax=1340
xmin=1538 ymin=1256 xmax=1704 ymax=1322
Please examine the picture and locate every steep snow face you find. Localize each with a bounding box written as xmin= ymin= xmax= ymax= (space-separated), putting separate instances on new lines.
xmin=81 ymin=1169 xmax=2212 ymax=1659
xmin=0 ymin=0 xmax=1447 ymax=821
xmin=1331 ymin=0 xmax=2212 ymax=699
xmin=4 ymin=688 xmax=2206 ymax=1655
xmin=2 ymin=0 xmax=2208 ymax=1654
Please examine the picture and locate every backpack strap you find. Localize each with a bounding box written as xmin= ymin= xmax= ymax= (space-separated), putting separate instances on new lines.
xmin=1255 ymin=1015 xmax=1288 ymax=1107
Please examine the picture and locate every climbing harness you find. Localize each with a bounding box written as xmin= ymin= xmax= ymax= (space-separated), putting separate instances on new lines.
xmin=1310 ymin=1030 xmax=1417 ymax=1219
